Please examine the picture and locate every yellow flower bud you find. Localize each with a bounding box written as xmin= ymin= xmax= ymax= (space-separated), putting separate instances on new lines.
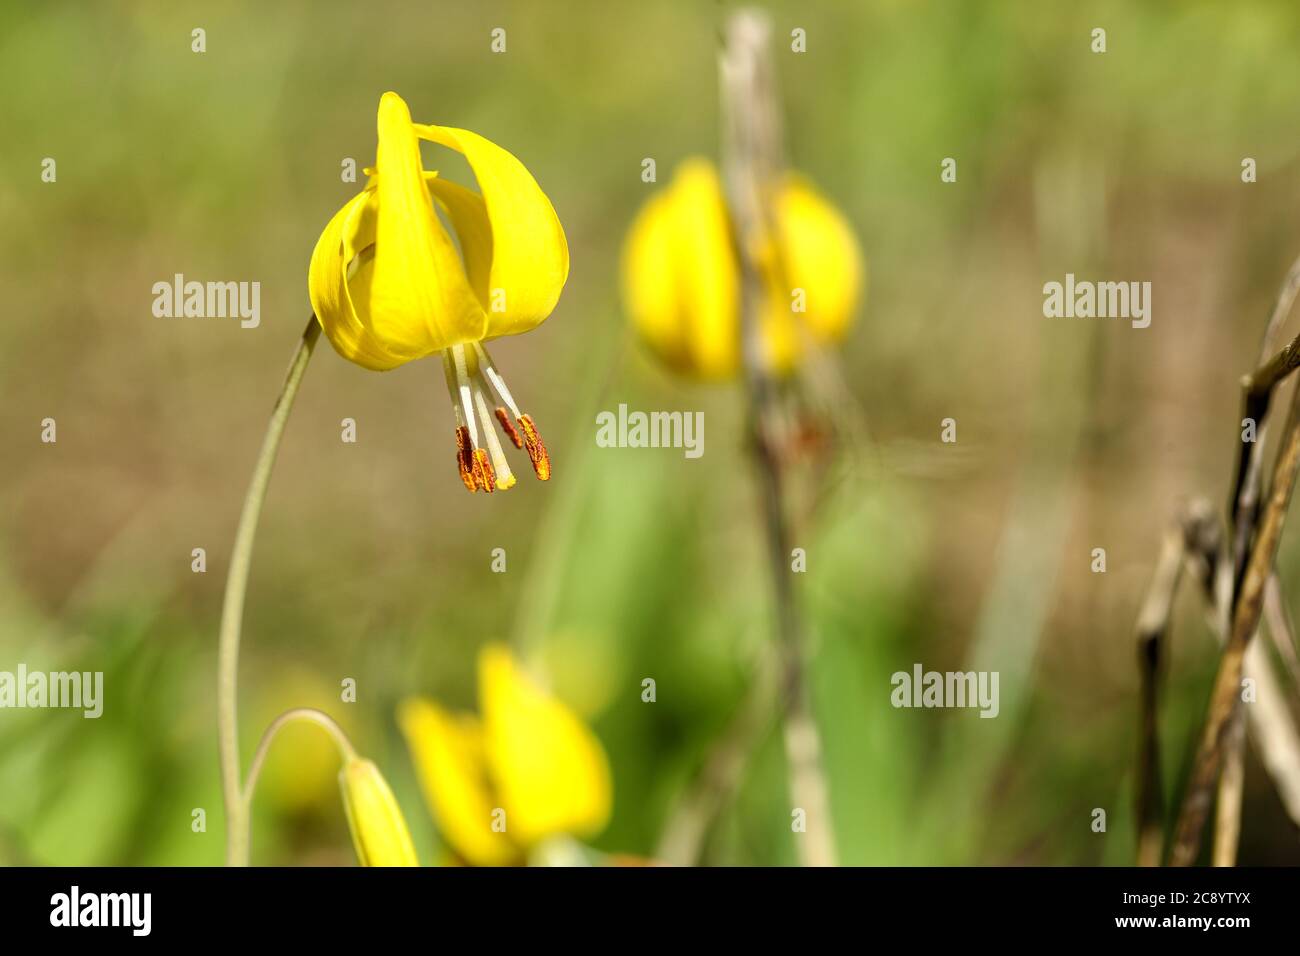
xmin=339 ymin=756 xmax=420 ymax=867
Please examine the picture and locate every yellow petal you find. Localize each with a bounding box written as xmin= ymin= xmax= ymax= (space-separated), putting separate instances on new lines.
xmin=398 ymin=697 xmax=520 ymax=866
xmin=772 ymin=174 xmax=864 ymax=344
xmin=368 ymin=92 xmax=486 ymax=355
xmin=479 ymin=644 xmax=611 ymax=847
xmin=622 ymin=158 xmax=740 ymax=379
xmin=424 ymin=175 xmax=493 ymax=309
xmin=415 ymin=123 xmax=569 ymax=339
xmin=309 ymin=187 xmax=414 ymax=370
xmin=759 ymin=294 xmax=803 ymax=375
xmin=622 ymin=189 xmax=693 ymax=370
xmin=756 ymin=229 xmax=803 ymax=376
xmin=338 ymin=756 xmax=420 ymax=867
xmin=664 ymin=159 xmax=741 ymax=378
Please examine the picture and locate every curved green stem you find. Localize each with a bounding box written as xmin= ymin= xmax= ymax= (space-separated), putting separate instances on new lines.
xmin=242 ymin=707 xmax=357 ymax=808
xmin=218 ymin=316 xmax=321 ymax=866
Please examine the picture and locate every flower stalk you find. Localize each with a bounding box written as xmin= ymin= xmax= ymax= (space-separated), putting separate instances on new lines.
xmin=719 ymin=8 xmax=837 ymax=866
xmin=242 ymin=707 xmax=357 ymax=806
xmin=1170 ymin=368 xmax=1300 ymax=865
xmin=217 ymin=314 xmax=321 ymax=866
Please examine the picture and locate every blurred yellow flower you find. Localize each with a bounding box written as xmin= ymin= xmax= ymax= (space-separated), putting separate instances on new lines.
xmin=622 ymin=157 xmax=864 ymax=379
xmin=339 ymin=756 xmax=420 ymax=867
xmin=398 ymin=644 xmax=612 ymax=866
xmin=309 ymin=91 xmax=567 ymax=491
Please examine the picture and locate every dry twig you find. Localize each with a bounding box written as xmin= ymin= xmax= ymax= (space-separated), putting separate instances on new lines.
xmin=1170 ymin=374 xmax=1300 ymax=865
xmin=718 ymin=8 xmax=837 ymax=866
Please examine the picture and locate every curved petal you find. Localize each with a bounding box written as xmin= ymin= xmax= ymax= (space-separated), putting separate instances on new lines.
xmin=621 ymin=188 xmax=693 ymax=371
xmin=369 ymin=92 xmax=486 ymax=354
xmin=414 ymin=123 xmax=568 ymax=339
xmin=754 ymin=228 xmax=803 ymax=376
xmin=670 ymin=160 xmax=742 ymax=377
xmin=621 ymin=159 xmax=741 ymax=379
xmin=425 ymin=175 xmax=493 ymax=311
xmin=308 ymin=188 xmax=409 ymax=370
xmin=760 ymin=293 xmax=803 ymax=376
xmin=479 ymin=644 xmax=611 ymax=847
xmin=398 ymin=697 xmax=520 ymax=866
xmin=773 ymin=174 xmax=864 ymax=344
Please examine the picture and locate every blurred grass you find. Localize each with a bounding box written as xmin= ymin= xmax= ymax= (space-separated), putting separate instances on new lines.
xmin=3 ymin=0 xmax=1300 ymax=864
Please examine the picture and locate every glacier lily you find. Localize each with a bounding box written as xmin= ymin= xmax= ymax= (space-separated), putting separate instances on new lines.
xmin=622 ymin=157 xmax=862 ymax=380
xmin=399 ymin=644 xmax=611 ymax=866
xmin=310 ymin=91 xmax=568 ymax=491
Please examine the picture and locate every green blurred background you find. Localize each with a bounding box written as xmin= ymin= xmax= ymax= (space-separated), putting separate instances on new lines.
xmin=2 ymin=0 xmax=1300 ymax=865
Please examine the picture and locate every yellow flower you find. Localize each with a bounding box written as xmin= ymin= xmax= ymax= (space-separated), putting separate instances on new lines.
xmin=339 ymin=756 xmax=420 ymax=867
xmin=309 ymin=91 xmax=568 ymax=492
xmin=621 ymin=157 xmax=864 ymax=379
xmin=398 ymin=644 xmax=612 ymax=866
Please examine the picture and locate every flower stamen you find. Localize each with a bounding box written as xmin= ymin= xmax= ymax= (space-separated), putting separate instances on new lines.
xmin=454 ymin=425 xmax=477 ymax=492
xmin=440 ymin=343 xmax=552 ymax=492
xmin=472 ymin=343 xmax=522 ymax=420
xmin=494 ymin=407 xmax=524 ymax=449
xmin=474 ymin=343 xmax=552 ymax=481
xmin=473 ymin=448 xmax=497 ymax=492
xmin=517 ymin=414 xmax=551 ymax=481
xmin=445 ymin=347 xmax=494 ymax=493
xmin=442 ymin=355 xmax=480 ymax=491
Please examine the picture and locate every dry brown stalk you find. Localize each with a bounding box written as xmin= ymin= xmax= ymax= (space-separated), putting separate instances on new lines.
xmin=1169 ymin=376 xmax=1300 ymax=865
